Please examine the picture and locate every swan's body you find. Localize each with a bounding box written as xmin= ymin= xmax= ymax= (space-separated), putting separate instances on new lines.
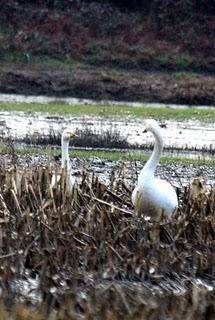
xmin=132 ymin=119 xmax=178 ymax=219
xmin=51 ymin=129 xmax=76 ymax=193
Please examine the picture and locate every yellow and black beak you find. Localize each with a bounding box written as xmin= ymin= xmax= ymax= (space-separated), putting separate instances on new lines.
xmin=69 ymin=132 xmax=76 ymax=139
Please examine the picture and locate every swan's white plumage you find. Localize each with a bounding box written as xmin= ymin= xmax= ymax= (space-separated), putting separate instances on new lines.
xmin=51 ymin=128 xmax=76 ymax=193
xmin=132 ymin=119 xmax=178 ymax=219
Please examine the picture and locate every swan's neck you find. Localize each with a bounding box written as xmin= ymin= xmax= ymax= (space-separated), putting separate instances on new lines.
xmin=61 ymin=138 xmax=70 ymax=168
xmin=139 ymin=127 xmax=163 ymax=180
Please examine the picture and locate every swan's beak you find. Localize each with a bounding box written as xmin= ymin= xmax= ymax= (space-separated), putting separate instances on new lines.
xmin=69 ymin=132 xmax=76 ymax=139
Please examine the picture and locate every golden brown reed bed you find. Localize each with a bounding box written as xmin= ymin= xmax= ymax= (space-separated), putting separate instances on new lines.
xmin=0 ymin=165 xmax=214 ymax=319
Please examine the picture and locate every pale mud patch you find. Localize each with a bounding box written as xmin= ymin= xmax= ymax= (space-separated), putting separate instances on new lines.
xmin=0 ymin=111 xmax=214 ymax=159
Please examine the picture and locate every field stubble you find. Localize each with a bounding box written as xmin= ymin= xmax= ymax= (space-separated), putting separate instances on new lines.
xmin=0 ymin=163 xmax=214 ymax=319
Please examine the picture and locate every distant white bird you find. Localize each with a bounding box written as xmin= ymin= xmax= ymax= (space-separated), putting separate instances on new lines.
xmin=51 ymin=128 xmax=76 ymax=193
xmin=132 ymin=119 xmax=178 ymax=219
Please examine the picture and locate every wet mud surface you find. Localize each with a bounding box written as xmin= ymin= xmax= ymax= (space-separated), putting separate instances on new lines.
xmin=1 ymin=153 xmax=214 ymax=188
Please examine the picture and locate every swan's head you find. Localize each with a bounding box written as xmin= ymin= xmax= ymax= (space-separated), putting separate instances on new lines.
xmin=62 ymin=129 xmax=76 ymax=142
xmin=143 ymin=119 xmax=160 ymax=133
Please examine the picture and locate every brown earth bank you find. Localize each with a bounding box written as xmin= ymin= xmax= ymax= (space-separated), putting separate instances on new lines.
xmin=0 ymin=1 xmax=214 ymax=105
xmin=0 ymin=63 xmax=215 ymax=105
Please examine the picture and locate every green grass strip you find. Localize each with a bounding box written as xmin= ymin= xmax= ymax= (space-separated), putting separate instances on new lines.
xmin=6 ymin=146 xmax=215 ymax=166
xmin=0 ymin=102 xmax=215 ymax=121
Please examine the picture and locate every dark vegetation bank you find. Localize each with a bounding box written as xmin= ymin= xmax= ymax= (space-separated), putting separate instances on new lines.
xmin=0 ymin=0 xmax=214 ymax=104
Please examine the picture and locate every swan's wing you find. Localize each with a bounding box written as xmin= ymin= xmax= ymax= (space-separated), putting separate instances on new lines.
xmin=51 ymin=171 xmax=76 ymax=194
xmin=131 ymin=187 xmax=139 ymax=207
xmin=153 ymin=179 xmax=178 ymax=216
xmin=133 ymin=178 xmax=178 ymax=217
xmin=67 ymin=173 xmax=76 ymax=193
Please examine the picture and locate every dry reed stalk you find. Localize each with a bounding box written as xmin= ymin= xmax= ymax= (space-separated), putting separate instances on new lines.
xmin=11 ymin=189 xmax=22 ymax=216
xmin=0 ymin=165 xmax=213 ymax=319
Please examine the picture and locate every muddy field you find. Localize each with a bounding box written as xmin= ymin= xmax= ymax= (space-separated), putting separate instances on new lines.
xmin=1 ymin=152 xmax=214 ymax=189
xmin=0 ymin=104 xmax=214 ymax=187
xmin=0 ymin=106 xmax=213 ymax=318
xmin=0 ymin=105 xmax=214 ymax=318
xmin=0 ymin=2 xmax=214 ymax=317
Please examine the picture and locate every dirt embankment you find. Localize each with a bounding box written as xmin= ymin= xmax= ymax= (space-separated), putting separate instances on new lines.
xmin=0 ymin=1 xmax=214 ymax=105
xmin=0 ymin=64 xmax=215 ymax=105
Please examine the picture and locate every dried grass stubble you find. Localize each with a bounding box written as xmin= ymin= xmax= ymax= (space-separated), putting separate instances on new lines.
xmin=0 ymin=166 xmax=214 ymax=317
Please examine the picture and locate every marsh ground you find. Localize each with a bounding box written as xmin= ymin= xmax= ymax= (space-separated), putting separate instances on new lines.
xmin=0 ymin=1 xmax=214 ymax=317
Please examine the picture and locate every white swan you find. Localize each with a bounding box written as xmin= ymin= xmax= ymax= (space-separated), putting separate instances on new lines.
xmin=132 ymin=119 xmax=178 ymax=219
xmin=51 ymin=128 xmax=76 ymax=193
